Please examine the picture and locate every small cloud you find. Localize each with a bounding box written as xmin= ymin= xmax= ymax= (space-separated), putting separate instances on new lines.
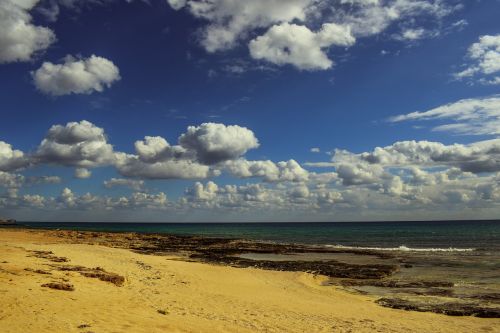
xmin=74 ymin=168 xmax=92 ymax=179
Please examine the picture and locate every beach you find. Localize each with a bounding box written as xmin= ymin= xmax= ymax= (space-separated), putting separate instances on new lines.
xmin=0 ymin=228 xmax=499 ymax=333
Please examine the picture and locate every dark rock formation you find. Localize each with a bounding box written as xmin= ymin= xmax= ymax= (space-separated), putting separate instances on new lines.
xmin=41 ymin=282 xmax=74 ymax=291
xmin=55 ymin=265 xmax=125 ymax=286
xmin=376 ymin=298 xmax=500 ymax=318
xmin=190 ymin=253 xmax=398 ymax=279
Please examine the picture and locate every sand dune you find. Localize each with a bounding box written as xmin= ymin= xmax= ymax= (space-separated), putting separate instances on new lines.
xmin=0 ymin=229 xmax=498 ymax=333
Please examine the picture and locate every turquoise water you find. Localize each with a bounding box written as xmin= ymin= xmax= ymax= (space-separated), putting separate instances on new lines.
xmin=18 ymin=220 xmax=500 ymax=251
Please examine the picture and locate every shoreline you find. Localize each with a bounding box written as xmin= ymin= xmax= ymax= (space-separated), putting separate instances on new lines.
xmin=0 ymin=227 xmax=499 ymax=332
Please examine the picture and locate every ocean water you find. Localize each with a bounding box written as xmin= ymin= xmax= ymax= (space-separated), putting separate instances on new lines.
xmin=18 ymin=220 xmax=500 ymax=251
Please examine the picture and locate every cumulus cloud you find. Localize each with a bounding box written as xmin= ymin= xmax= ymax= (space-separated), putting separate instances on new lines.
xmin=52 ymin=187 xmax=169 ymax=211
xmin=335 ymin=162 xmax=385 ymax=186
xmin=249 ymin=22 xmax=355 ymax=70
xmin=0 ymin=171 xmax=25 ymax=190
xmin=389 ymin=96 xmax=500 ymax=136
xmin=114 ymin=153 xmax=213 ymax=180
xmin=74 ymin=167 xmax=91 ymax=179
xmin=185 ymin=181 xmax=219 ymax=201
xmin=169 ymin=0 xmax=456 ymax=62
xmin=32 ymin=55 xmax=121 ymax=96
xmin=171 ymin=0 xmax=313 ymax=52
xmin=333 ymin=138 xmax=500 ymax=174
xmin=25 ymin=121 xmax=259 ymax=180
xmin=35 ymin=120 xmax=116 ymax=167
xmin=21 ymin=194 xmax=46 ymax=208
xmin=0 ymin=172 xmax=60 ymax=193
xmin=113 ymin=122 xmax=259 ymax=179
xmin=0 ymin=141 xmax=29 ymax=172
xmin=454 ymin=34 xmax=500 ymax=85
xmin=179 ymin=123 xmax=259 ymax=164
xmin=134 ymin=136 xmax=187 ymax=163
xmin=0 ymin=0 xmax=55 ymax=63
xmin=224 ymin=159 xmax=309 ymax=182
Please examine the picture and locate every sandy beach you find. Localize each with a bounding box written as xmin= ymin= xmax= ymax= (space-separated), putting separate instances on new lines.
xmin=0 ymin=228 xmax=498 ymax=333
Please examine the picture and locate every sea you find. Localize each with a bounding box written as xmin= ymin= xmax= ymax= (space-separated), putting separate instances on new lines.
xmin=17 ymin=220 xmax=500 ymax=251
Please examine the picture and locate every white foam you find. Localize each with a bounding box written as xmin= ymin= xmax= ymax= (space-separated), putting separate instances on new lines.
xmin=325 ymin=244 xmax=475 ymax=252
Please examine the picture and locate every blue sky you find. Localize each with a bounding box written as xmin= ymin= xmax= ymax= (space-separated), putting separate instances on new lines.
xmin=1 ymin=0 xmax=500 ymax=222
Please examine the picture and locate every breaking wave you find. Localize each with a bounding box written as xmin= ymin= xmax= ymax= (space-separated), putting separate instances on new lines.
xmin=325 ymin=244 xmax=475 ymax=252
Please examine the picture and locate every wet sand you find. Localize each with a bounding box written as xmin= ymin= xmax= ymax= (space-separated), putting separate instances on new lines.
xmin=0 ymin=228 xmax=499 ymax=333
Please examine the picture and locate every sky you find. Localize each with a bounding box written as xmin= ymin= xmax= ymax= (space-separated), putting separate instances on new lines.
xmin=1 ymin=0 xmax=500 ymax=222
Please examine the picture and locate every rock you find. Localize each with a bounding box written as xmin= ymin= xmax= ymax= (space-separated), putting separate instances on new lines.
xmin=55 ymin=265 xmax=125 ymax=286
xmin=340 ymin=279 xmax=453 ymax=288
xmin=191 ymin=253 xmax=398 ymax=279
xmin=25 ymin=268 xmax=52 ymax=275
xmin=41 ymin=282 xmax=74 ymax=291
xmin=375 ymin=298 xmax=500 ymax=318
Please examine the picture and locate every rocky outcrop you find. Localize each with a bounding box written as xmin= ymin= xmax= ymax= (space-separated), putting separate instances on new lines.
xmin=376 ymin=297 xmax=500 ymax=318
xmin=0 ymin=218 xmax=16 ymax=225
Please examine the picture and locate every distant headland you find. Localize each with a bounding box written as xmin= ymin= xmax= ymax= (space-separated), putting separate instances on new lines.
xmin=0 ymin=218 xmax=16 ymax=225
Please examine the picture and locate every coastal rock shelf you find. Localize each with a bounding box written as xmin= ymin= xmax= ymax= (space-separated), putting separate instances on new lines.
xmin=44 ymin=229 xmax=401 ymax=280
xmin=190 ymin=253 xmax=398 ymax=279
xmin=376 ymin=298 xmax=500 ymax=318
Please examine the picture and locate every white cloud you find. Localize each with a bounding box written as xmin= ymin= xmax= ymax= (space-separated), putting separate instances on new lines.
xmin=51 ymin=187 xmax=169 ymax=210
xmin=0 ymin=171 xmax=24 ymax=190
xmin=0 ymin=141 xmax=29 ymax=171
xmin=74 ymin=167 xmax=91 ymax=179
xmin=185 ymin=181 xmax=219 ymax=201
xmin=27 ymin=175 xmax=61 ymax=185
xmin=35 ymin=120 xmax=116 ymax=167
xmin=179 ymin=123 xmax=259 ymax=164
xmin=104 ymin=178 xmax=144 ymax=191
xmin=310 ymin=147 xmax=321 ymax=153
xmin=166 ymin=0 xmax=187 ymax=10
xmin=177 ymin=0 xmax=313 ymax=52
xmin=0 ymin=0 xmax=55 ymax=63
xmin=127 ymin=191 xmax=169 ymax=209
xmin=249 ymin=22 xmax=355 ymax=70
xmin=333 ymin=138 xmax=500 ymax=174
xmin=389 ymin=95 xmax=500 ymax=136
xmin=395 ymin=28 xmax=428 ymax=41
xmin=113 ymin=122 xmax=259 ymax=179
xmin=134 ymin=136 xmax=187 ymax=163
xmin=32 ymin=55 xmax=121 ymax=96
xmin=336 ymin=0 xmax=458 ymax=37
xmin=454 ymin=34 xmax=500 ymax=85
xmin=224 ymin=159 xmax=309 ymax=182
xmin=22 ymin=194 xmax=46 ymax=208
xmin=164 ymin=0 xmax=459 ymax=72
xmin=0 ymin=172 xmax=60 ymax=198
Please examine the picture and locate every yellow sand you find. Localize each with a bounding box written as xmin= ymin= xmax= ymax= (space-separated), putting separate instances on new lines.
xmin=0 ymin=229 xmax=498 ymax=333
